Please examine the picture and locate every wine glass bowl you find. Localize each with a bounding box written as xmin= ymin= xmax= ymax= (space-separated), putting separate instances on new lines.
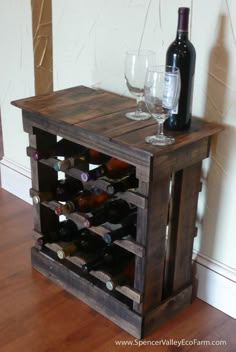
xmin=144 ymin=65 xmax=181 ymax=146
xmin=125 ymin=50 xmax=156 ymax=120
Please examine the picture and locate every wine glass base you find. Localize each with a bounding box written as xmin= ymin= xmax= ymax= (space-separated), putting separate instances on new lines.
xmin=125 ymin=111 xmax=151 ymax=121
xmin=145 ymin=134 xmax=175 ymax=146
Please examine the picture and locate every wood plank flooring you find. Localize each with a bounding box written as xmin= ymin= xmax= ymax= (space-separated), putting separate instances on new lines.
xmin=0 ymin=188 xmax=235 ymax=351
xmin=0 ymin=112 xmax=3 ymax=186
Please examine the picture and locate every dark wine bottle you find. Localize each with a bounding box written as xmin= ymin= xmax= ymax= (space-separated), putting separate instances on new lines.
xmin=165 ymin=7 xmax=196 ymax=130
xmin=53 ymin=149 xmax=111 ymax=171
xmin=106 ymin=175 xmax=139 ymax=195
xmin=32 ymin=138 xmax=87 ymax=161
xmin=80 ymin=158 xmax=134 ymax=182
xmin=36 ymin=220 xmax=88 ymax=247
xmin=32 ymin=177 xmax=84 ymax=204
xmin=58 ymin=219 xmax=85 ymax=242
xmin=103 ymin=213 xmax=137 ymax=244
xmin=57 ymin=231 xmax=106 ymax=259
xmin=106 ymin=259 xmax=135 ymax=291
xmin=83 ymin=199 xmax=135 ymax=228
xmin=81 ymin=245 xmax=132 ymax=274
xmin=54 ymin=188 xmax=109 ymax=215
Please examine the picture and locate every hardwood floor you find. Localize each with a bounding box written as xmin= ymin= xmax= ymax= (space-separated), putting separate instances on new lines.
xmin=0 ymin=112 xmax=3 ymax=186
xmin=0 ymin=188 xmax=235 ymax=351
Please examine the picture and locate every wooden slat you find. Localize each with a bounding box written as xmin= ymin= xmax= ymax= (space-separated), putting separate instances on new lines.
xmin=112 ymin=117 xmax=223 ymax=158
xmin=143 ymin=285 xmax=193 ymax=337
xmin=12 ymin=87 xmax=135 ymax=125
xmin=29 ymin=129 xmax=58 ymax=233
xmin=12 ymin=86 xmax=103 ymax=111
xmin=133 ymin=157 xmax=171 ymax=314
xmin=31 ymin=247 xmax=143 ymax=338
xmin=76 ymin=109 xmax=155 ymax=139
xmin=174 ymin=162 xmax=202 ymax=293
xmin=163 ymin=162 xmax=202 ymax=298
xmin=133 ymin=180 xmax=150 ymax=314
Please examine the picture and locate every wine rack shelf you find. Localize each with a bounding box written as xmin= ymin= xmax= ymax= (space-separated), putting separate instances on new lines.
xmin=27 ymin=146 xmax=147 ymax=208
xmin=12 ymin=85 xmax=222 ymax=338
xmin=37 ymin=200 xmax=145 ymax=257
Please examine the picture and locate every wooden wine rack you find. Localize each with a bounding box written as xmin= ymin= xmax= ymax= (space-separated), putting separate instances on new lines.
xmin=12 ymin=85 xmax=222 ymax=338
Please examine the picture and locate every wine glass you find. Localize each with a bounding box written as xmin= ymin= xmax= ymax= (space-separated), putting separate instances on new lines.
xmin=125 ymin=50 xmax=156 ymax=120
xmin=144 ymin=65 xmax=181 ymax=146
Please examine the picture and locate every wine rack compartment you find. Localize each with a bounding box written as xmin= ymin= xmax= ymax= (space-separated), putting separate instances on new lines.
xmin=12 ymin=85 xmax=222 ymax=338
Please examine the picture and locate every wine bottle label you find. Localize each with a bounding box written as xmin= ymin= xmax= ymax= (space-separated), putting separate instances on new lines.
xmin=163 ymin=72 xmax=178 ymax=109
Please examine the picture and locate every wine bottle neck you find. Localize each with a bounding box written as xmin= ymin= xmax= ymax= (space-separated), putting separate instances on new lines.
xmin=176 ymin=7 xmax=190 ymax=38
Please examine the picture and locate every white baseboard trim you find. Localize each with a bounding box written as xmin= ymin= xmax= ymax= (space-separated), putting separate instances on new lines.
xmin=193 ymin=250 xmax=236 ymax=319
xmin=0 ymin=157 xmax=32 ymax=204
xmin=0 ymin=157 xmax=235 ymax=318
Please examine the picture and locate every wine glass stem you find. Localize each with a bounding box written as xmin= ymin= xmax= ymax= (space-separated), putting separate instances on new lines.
xmin=157 ymin=121 xmax=164 ymax=136
xmin=135 ymin=97 xmax=143 ymax=116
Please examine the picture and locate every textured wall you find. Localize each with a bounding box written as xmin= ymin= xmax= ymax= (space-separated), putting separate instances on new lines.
xmin=0 ymin=0 xmax=34 ymax=169
xmin=52 ymin=0 xmax=236 ymax=270
xmin=192 ymin=0 xmax=236 ymax=269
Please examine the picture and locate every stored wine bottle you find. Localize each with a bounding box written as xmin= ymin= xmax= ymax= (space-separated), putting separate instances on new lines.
xmin=36 ymin=220 xmax=88 ymax=247
xmin=36 ymin=231 xmax=59 ymax=248
xmin=106 ymin=175 xmax=139 ymax=195
xmin=57 ymin=231 xmax=106 ymax=259
xmin=81 ymin=245 xmax=132 ymax=274
xmin=53 ymin=149 xmax=111 ymax=171
xmin=83 ymin=199 xmax=135 ymax=228
xmin=32 ymin=177 xmax=84 ymax=204
xmin=103 ymin=213 xmax=137 ymax=244
xmin=106 ymin=259 xmax=135 ymax=291
xmin=32 ymin=139 xmax=87 ymax=161
xmin=165 ymin=7 xmax=196 ymax=130
xmin=58 ymin=219 xmax=85 ymax=242
xmin=80 ymin=158 xmax=134 ymax=182
xmin=54 ymin=188 xmax=109 ymax=215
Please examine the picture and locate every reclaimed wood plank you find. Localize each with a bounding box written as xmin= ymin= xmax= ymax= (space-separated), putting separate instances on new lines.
xmin=76 ymin=110 xmax=155 ymax=139
xmin=13 ymin=86 xmax=135 ymax=125
xmin=12 ymin=86 xmax=103 ymax=112
xmin=168 ymin=162 xmax=202 ymax=294
xmin=133 ymin=180 xmax=150 ymax=314
xmin=112 ymin=117 xmax=223 ymax=157
xmin=133 ymin=156 xmax=171 ymax=314
xmin=143 ymin=285 xmax=193 ymax=337
xmin=29 ymin=129 xmax=58 ymax=233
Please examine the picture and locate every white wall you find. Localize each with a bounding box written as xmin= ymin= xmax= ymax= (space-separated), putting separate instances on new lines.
xmin=0 ymin=0 xmax=34 ymax=169
xmin=193 ymin=0 xmax=236 ymax=270
xmin=0 ymin=0 xmax=34 ymax=202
